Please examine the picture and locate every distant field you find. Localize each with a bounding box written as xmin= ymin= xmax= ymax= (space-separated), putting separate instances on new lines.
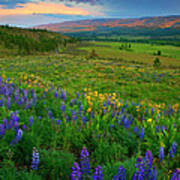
xmin=77 ymin=42 xmax=180 ymax=67
xmin=0 ymin=53 xmax=179 ymax=104
xmin=0 ymin=38 xmax=180 ymax=179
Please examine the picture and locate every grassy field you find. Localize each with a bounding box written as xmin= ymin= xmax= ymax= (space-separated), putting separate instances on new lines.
xmin=0 ymin=41 xmax=180 ymax=179
xmin=76 ymin=41 xmax=180 ymax=67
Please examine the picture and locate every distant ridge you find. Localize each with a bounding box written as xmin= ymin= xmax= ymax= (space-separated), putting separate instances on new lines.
xmin=35 ymin=15 xmax=180 ymax=33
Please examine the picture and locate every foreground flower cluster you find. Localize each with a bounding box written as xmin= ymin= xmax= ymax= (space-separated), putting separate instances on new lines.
xmin=71 ymin=147 xmax=179 ymax=180
xmin=0 ymin=76 xmax=179 ymax=179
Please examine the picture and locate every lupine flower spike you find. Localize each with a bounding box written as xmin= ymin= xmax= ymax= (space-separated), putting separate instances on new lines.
xmin=93 ymin=165 xmax=103 ymax=180
xmin=31 ymin=147 xmax=39 ymax=170
xmin=80 ymin=147 xmax=90 ymax=176
xmin=71 ymin=162 xmax=81 ymax=180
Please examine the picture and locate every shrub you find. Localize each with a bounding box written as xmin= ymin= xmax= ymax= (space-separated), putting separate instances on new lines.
xmin=157 ymin=50 xmax=161 ymax=56
xmin=89 ymin=49 xmax=98 ymax=59
xmin=153 ymin=58 xmax=161 ymax=68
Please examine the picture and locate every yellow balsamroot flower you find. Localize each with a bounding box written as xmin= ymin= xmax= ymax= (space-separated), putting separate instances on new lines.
xmin=87 ymin=108 xmax=92 ymax=113
xmin=2 ymin=74 xmax=6 ymax=79
xmin=84 ymin=88 xmax=87 ymax=92
xmin=88 ymin=92 xmax=92 ymax=96
xmin=156 ymin=109 xmax=160 ymax=114
xmin=86 ymin=96 xmax=91 ymax=101
xmin=147 ymin=118 xmax=152 ymax=123
xmin=117 ymin=102 xmax=121 ymax=108
xmin=34 ymin=80 xmax=38 ymax=84
xmin=111 ymin=96 xmax=116 ymax=100
xmin=31 ymin=74 xmax=34 ymax=78
xmin=93 ymin=91 xmax=98 ymax=97
xmin=173 ymin=103 xmax=179 ymax=112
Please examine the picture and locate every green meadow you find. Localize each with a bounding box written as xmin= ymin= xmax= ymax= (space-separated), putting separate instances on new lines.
xmin=0 ymin=35 xmax=180 ymax=179
xmin=77 ymin=41 xmax=180 ymax=67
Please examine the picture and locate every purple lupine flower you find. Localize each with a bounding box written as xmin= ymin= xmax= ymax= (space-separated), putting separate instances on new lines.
xmin=31 ymin=147 xmax=39 ymax=170
xmin=113 ymin=166 xmax=125 ymax=180
xmin=76 ymin=92 xmax=80 ymax=98
xmin=54 ymin=90 xmax=58 ymax=98
xmin=80 ymin=147 xmax=90 ymax=175
xmin=159 ymin=147 xmax=164 ymax=161
xmin=0 ymin=124 xmax=5 ymax=137
xmin=151 ymin=108 xmax=154 ymax=115
xmin=32 ymin=93 xmax=36 ymax=105
xmin=79 ymin=104 xmax=83 ymax=111
xmin=73 ymin=116 xmax=77 ymax=121
xmin=79 ymin=110 xmax=82 ymax=117
xmin=48 ymin=111 xmax=54 ymax=120
xmin=110 ymin=124 xmax=114 ymax=131
xmin=60 ymin=101 xmax=65 ymax=112
xmin=56 ymin=119 xmax=61 ymax=125
xmin=90 ymin=111 xmax=94 ymax=119
xmin=139 ymin=128 xmax=144 ymax=140
xmin=10 ymin=129 xmax=23 ymax=145
xmin=169 ymin=142 xmax=177 ymax=158
xmin=115 ymin=116 xmax=118 ymax=121
xmin=0 ymin=97 xmax=4 ymax=107
xmin=3 ymin=118 xmax=8 ymax=130
xmin=82 ymin=116 xmax=87 ymax=124
xmin=66 ymin=116 xmax=70 ymax=123
xmin=93 ymin=165 xmax=103 ymax=180
xmin=133 ymin=155 xmax=157 ymax=180
xmin=71 ymin=162 xmax=81 ymax=180
xmin=29 ymin=116 xmax=33 ymax=127
xmin=134 ymin=126 xmax=139 ymax=134
xmin=161 ymin=126 xmax=167 ymax=135
xmin=6 ymin=97 xmax=11 ymax=109
xmin=103 ymin=109 xmax=106 ymax=115
xmin=107 ymin=99 xmax=110 ymax=106
xmin=112 ymin=111 xmax=115 ymax=118
xmin=70 ymin=100 xmax=73 ymax=107
xmin=171 ymin=169 xmax=180 ymax=180
xmin=145 ymin=150 xmax=153 ymax=167
xmin=142 ymin=115 xmax=145 ymax=121
xmin=60 ymin=90 xmax=66 ymax=101
xmin=72 ymin=110 xmax=76 ymax=117
xmin=156 ymin=125 xmax=159 ymax=132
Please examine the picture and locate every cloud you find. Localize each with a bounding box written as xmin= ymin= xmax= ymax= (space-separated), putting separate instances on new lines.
xmin=0 ymin=0 xmax=105 ymax=16
xmin=0 ymin=14 xmax=70 ymax=27
xmin=58 ymin=0 xmax=100 ymax=5
xmin=0 ymin=1 xmax=104 ymax=16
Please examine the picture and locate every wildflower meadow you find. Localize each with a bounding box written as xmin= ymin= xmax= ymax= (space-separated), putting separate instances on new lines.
xmin=0 ymin=40 xmax=180 ymax=180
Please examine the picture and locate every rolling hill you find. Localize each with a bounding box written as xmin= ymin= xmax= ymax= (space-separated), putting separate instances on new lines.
xmin=36 ymin=15 xmax=180 ymax=33
xmin=0 ymin=25 xmax=72 ymax=56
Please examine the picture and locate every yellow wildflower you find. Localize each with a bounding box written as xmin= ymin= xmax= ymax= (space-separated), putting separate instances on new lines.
xmin=87 ymin=108 xmax=92 ymax=113
xmin=93 ymin=91 xmax=98 ymax=97
xmin=86 ymin=96 xmax=91 ymax=101
xmin=147 ymin=118 xmax=152 ymax=123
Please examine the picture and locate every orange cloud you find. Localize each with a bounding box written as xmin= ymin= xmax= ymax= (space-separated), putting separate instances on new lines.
xmin=0 ymin=2 xmax=91 ymax=16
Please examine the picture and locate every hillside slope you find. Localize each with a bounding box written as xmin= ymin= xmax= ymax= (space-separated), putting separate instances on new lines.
xmin=36 ymin=15 xmax=180 ymax=33
xmin=0 ymin=25 xmax=72 ymax=56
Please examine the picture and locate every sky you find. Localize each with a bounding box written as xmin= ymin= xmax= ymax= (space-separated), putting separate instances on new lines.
xmin=0 ymin=0 xmax=179 ymax=27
